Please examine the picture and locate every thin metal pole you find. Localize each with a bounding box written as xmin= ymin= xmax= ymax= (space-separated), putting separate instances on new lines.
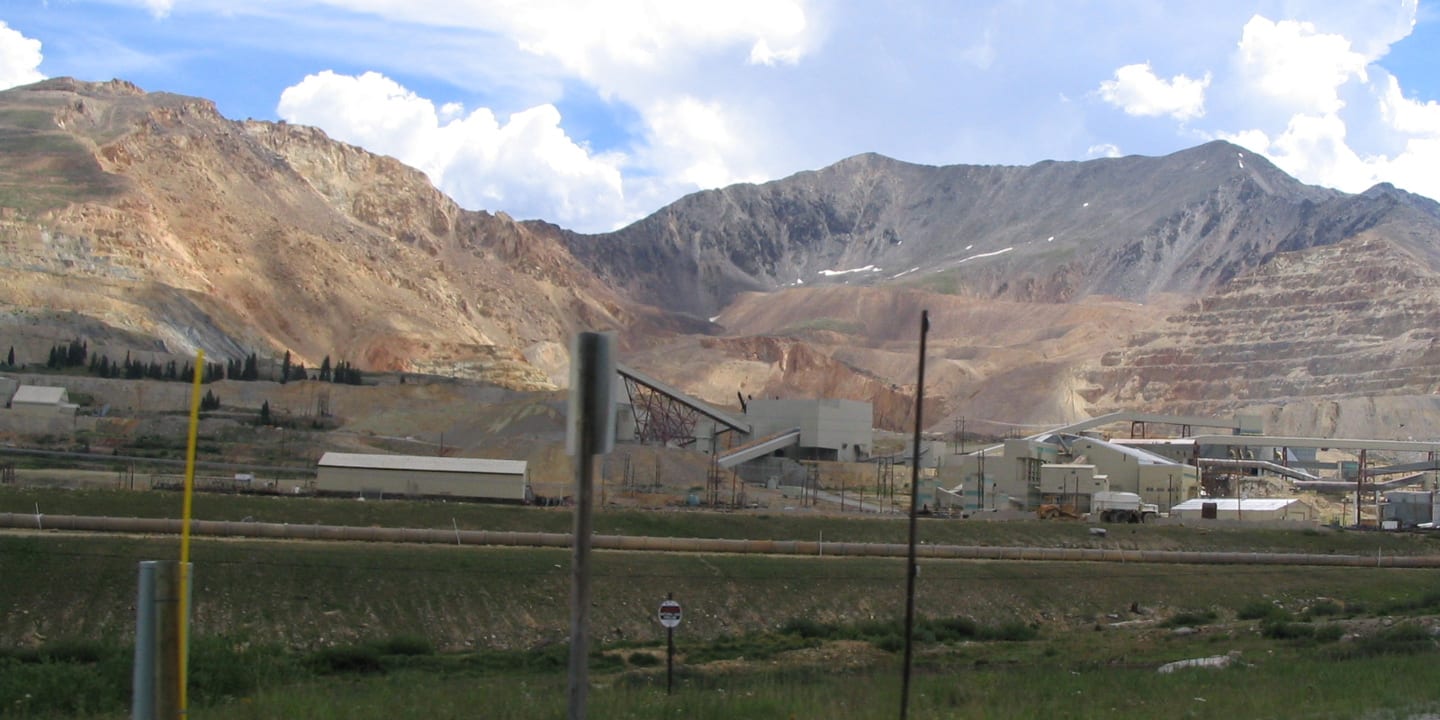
xmin=132 ymin=561 xmax=157 ymax=720
xmin=666 ymin=592 xmax=675 ymax=695
xmin=154 ymin=561 xmax=181 ymax=720
xmin=900 ymin=310 xmax=929 ymax=720
xmin=567 ymin=333 xmax=610 ymax=720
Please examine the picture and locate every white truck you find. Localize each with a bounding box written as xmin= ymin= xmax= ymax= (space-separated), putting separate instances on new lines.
xmin=1091 ymin=491 xmax=1159 ymax=524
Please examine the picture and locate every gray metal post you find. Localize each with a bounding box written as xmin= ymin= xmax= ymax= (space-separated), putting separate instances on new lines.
xmin=155 ymin=561 xmax=181 ymax=720
xmin=132 ymin=561 xmax=157 ymax=720
xmin=566 ymin=332 xmax=614 ymax=720
xmin=133 ymin=560 xmax=181 ymax=719
xmin=666 ymin=592 xmax=675 ymax=695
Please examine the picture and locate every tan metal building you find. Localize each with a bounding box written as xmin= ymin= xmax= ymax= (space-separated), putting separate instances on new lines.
xmin=315 ymin=452 xmax=530 ymax=502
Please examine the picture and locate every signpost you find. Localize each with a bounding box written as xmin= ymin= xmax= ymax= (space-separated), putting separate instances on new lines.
xmin=658 ymin=595 xmax=682 ymax=694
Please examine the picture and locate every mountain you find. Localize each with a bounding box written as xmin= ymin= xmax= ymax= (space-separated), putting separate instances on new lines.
xmin=562 ymin=142 xmax=1440 ymax=435
xmin=0 ymin=77 xmax=650 ymax=390
xmin=7 ymin=78 xmax=1440 ymax=438
xmin=566 ymin=144 xmax=1319 ymax=315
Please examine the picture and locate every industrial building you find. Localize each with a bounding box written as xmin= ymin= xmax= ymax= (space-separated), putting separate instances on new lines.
xmin=612 ymin=362 xmax=874 ymax=494
xmin=9 ymin=385 xmax=77 ymax=417
xmin=935 ymin=432 xmax=1201 ymax=513
xmin=740 ymin=398 xmax=872 ymax=462
xmin=1170 ymin=497 xmax=1317 ymax=522
xmin=315 ymin=452 xmax=530 ymax=503
xmin=1382 ymin=491 xmax=1439 ymax=528
xmin=0 ymin=378 xmax=79 ymax=434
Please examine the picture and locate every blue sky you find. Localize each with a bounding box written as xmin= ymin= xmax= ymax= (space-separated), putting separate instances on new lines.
xmin=1 ymin=1 xmax=1437 ymax=233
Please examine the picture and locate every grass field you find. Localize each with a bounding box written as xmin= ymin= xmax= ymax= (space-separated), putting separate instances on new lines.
xmin=6 ymin=599 xmax=1440 ymax=718
xmin=5 ymin=486 xmax=1440 ymax=718
xmin=7 ymin=485 xmax=1440 ymax=557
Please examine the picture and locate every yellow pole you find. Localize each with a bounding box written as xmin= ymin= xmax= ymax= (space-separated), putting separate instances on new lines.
xmin=178 ymin=349 xmax=204 ymax=716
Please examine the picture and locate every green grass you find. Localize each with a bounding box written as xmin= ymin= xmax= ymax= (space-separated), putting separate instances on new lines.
xmin=6 ymin=486 xmax=1440 ymax=559
xmin=5 ymin=532 xmax=1440 ymax=656
xmin=22 ymin=628 xmax=1440 ymax=719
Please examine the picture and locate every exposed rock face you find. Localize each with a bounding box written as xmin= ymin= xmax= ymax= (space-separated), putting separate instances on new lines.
xmin=0 ymin=78 xmax=636 ymax=389
xmin=7 ymin=77 xmax=1440 ymax=438
xmin=1086 ymin=226 xmax=1440 ymax=418
xmin=559 ymin=143 xmax=1401 ymax=318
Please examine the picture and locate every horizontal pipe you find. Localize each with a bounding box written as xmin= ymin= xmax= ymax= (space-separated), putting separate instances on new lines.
xmin=3 ymin=512 xmax=1438 ymax=568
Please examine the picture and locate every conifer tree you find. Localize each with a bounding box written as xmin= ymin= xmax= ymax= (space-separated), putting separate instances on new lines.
xmin=281 ymin=350 xmax=291 ymax=385
xmin=319 ymin=356 xmax=332 ymax=383
xmin=5 ymin=346 xmax=13 ymax=368
xmin=259 ymin=400 xmax=271 ymax=426
xmin=242 ymin=352 xmax=259 ymax=382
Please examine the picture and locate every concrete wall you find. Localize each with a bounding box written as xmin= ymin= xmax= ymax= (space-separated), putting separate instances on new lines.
xmin=1137 ymin=465 xmax=1201 ymax=511
xmin=315 ymin=467 xmax=529 ymax=501
xmin=746 ymin=399 xmax=872 ymax=461
xmin=1038 ymin=464 xmax=1108 ymax=502
xmin=1383 ymin=491 xmax=1438 ymax=527
xmin=1071 ymin=438 xmax=1198 ymax=508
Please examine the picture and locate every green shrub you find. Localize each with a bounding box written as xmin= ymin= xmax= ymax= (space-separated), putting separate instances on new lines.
xmin=780 ymin=617 xmax=839 ymax=639
xmin=1314 ymin=625 xmax=1345 ymax=643
xmin=1262 ymin=621 xmax=1315 ymax=640
xmin=308 ymin=644 xmax=384 ymax=675
xmin=1328 ymin=623 xmax=1437 ymax=659
xmin=0 ymin=640 xmax=132 ymax=717
xmin=1238 ymin=600 xmax=1291 ymax=622
xmin=929 ymin=616 xmax=980 ymax=642
xmin=874 ymin=635 xmax=905 ymax=653
xmin=376 ymin=634 xmax=433 ymax=656
xmin=1304 ymin=600 xmax=1344 ymax=618
xmin=188 ymin=637 xmax=291 ymax=704
xmin=982 ymin=622 xmax=1039 ymax=642
xmin=627 ymin=652 xmax=661 ymax=667
xmin=36 ymin=638 xmax=109 ymax=664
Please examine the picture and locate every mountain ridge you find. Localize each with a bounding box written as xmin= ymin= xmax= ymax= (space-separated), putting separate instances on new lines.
xmin=6 ymin=78 xmax=1440 ymax=437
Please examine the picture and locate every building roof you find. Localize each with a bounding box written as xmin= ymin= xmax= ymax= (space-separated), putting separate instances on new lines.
xmin=12 ymin=385 xmax=67 ymax=405
xmin=1072 ymin=435 xmax=1184 ymax=466
xmin=317 ymin=452 xmax=527 ymax=476
xmin=1171 ymin=498 xmax=1306 ymax=512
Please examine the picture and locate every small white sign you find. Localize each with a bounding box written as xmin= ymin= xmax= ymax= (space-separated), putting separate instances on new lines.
xmin=658 ymin=599 xmax=682 ymax=628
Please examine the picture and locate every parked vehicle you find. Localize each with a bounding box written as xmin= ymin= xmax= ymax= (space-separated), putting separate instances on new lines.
xmin=1035 ymin=503 xmax=1082 ymax=520
xmin=1091 ymin=491 xmax=1158 ymax=523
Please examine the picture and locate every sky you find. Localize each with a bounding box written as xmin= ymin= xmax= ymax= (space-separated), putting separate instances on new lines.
xmin=1 ymin=1 xmax=1438 ymax=234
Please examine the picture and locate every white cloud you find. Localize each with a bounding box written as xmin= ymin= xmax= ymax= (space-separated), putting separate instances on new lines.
xmin=1086 ymin=143 xmax=1121 ymax=159
xmin=255 ymin=2 xmax=813 ymax=230
xmin=0 ymin=21 xmax=45 ymax=91
xmin=634 ymin=96 xmax=761 ymax=190
xmin=1212 ymin=11 xmax=1440 ymax=203
xmin=1214 ymin=128 xmax=1271 ymax=155
xmin=1380 ymin=75 xmax=1440 ymax=135
xmin=1235 ymin=15 xmax=1368 ymax=116
xmin=1097 ymin=63 xmax=1210 ymax=121
xmin=278 ymin=70 xmax=626 ymax=230
xmin=299 ymin=0 xmax=811 ymax=84
xmin=143 ymin=0 xmax=176 ymax=18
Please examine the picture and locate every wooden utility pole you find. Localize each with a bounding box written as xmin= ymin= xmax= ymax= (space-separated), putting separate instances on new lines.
xmin=900 ymin=310 xmax=930 ymax=720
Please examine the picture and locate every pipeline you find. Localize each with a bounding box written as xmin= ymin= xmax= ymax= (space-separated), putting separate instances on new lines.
xmin=4 ymin=512 xmax=1439 ymax=568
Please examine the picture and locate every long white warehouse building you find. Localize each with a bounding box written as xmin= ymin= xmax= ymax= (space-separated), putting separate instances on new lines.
xmin=316 ymin=452 xmax=530 ymax=503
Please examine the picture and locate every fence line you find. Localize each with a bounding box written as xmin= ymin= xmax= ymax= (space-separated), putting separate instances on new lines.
xmin=3 ymin=512 xmax=1437 ymax=569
